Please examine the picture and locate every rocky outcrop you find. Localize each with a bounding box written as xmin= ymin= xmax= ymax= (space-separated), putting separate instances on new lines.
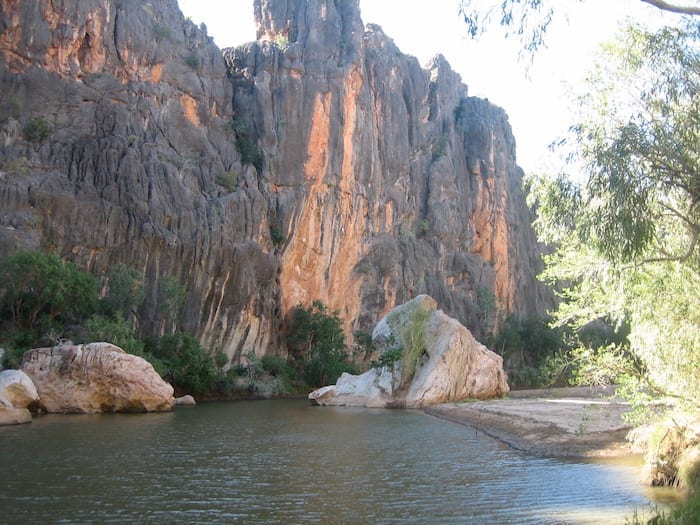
xmin=0 ymin=369 xmax=39 ymax=408
xmin=174 ymin=394 xmax=197 ymax=407
xmin=0 ymin=0 xmax=552 ymax=366
xmin=0 ymin=369 xmax=39 ymax=425
xmin=309 ymin=295 xmax=509 ymax=408
xmin=0 ymin=405 xmax=32 ymax=425
xmin=21 ymin=343 xmax=174 ymax=413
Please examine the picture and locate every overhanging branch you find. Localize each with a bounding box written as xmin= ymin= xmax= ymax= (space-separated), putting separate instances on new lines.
xmin=639 ymin=0 xmax=700 ymax=15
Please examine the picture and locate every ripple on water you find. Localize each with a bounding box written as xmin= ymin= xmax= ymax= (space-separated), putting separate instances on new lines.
xmin=0 ymin=400 xmax=658 ymax=524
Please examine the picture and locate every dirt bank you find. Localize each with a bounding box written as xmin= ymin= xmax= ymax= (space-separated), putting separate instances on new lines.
xmin=425 ymin=386 xmax=634 ymax=457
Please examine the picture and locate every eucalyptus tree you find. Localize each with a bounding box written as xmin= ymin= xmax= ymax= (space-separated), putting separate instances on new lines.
xmin=527 ymin=20 xmax=700 ymax=414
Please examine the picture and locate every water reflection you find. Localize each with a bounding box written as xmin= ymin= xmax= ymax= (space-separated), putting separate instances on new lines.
xmin=0 ymin=400 xmax=659 ymax=524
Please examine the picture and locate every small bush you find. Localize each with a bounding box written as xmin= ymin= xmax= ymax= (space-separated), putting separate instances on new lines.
xmin=227 ymin=118 xmax=264 ymax=172
xmin=153 ymin=23 xmax=171 ymax=42
xmin=274 ymin=34 xmax=289 ymax=48
xmin=431 ymin=134 xmax=449 ymax=161
xmin=236 ymin=135 xmax=263 ymax=172
xmin=184 ymin=53 xmax=200 ymax=69
xmin=398 ymin=304 xmax=430 ymax=386
xmin=86 ymin=314 xmax=145 ymax=357
xmin=146 ymin=332 xmax=221 ymax=395
xmin=23 ymin=117 xmax=51 ymax=143
xmin=270 ymin=226 xmax=285 ymax=245
xmin=216 ymin=171 xmax=239 ymax=192
xmin=371 ymin=347 xmax=403 ymax=369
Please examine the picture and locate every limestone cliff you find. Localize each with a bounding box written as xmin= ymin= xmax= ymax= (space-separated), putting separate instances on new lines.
xmin=0 ymin=0 xmax=551 ymax=365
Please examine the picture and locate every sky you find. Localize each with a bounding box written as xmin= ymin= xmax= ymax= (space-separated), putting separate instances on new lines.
xmin=176 ymin=0 xmax=671 ymax=175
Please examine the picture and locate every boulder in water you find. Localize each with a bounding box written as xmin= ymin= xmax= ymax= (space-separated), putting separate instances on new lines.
xmin=309 ymin=295 xmax=509 ymax=408
xmin=21 ymin=343 xmax=174 ymax=413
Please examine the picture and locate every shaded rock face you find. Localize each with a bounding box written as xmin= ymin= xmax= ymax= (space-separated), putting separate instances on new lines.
xmin=0 ymin=0 xmax=551 ymax=365
xmin=309 ymin=295 xmax=509 ymax=408
xmin=21 ymin=343 xmax=174 ymax=413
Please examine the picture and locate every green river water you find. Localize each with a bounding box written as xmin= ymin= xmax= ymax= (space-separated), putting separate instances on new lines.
xmin=0 ymin=399 xmax=663 ymax=524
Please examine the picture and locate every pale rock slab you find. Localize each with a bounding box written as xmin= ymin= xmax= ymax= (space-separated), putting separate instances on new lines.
xmin=174 ymin=394 xmax=197 ymax=407
xmin=21 ymin=343 xmax=174 ymax=413
xmin=0 ymin=369 xmax=39 ymax=409
xmin=309 ymin=295 xmax=509 ymax=408
xmin=0 ymin=405 xmax=32 ymax=425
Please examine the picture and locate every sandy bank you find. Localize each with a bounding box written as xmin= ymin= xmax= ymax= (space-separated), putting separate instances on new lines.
xmin=425 ymin=386 xmax=634 ymax=457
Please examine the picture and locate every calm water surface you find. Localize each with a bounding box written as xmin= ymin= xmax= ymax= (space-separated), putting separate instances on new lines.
xmin=1 ymin=399 xmax=660 ymax=524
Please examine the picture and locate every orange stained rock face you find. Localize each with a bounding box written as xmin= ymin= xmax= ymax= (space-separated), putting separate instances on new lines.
xmin=280 ymin=92 xmax=332 ymax=313
xmin=304 ymin=92 xmax=331 ymax=184
xmin=43 ymin=5 xmax=108 ymax=76
xmin=151 ymin=63 xmax=163 ymax=83
xmin=469 ymin=174 xmax=515 ymax=318
xmin=181 ymin=94 xmax=201 ymax=127
xmin=279 ymin=71 xmax=369 ymax=333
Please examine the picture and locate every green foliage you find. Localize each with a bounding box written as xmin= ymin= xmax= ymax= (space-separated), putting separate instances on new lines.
xmin=393 ymin=303 xmax=430 ymax=387
xmin=400 ymin=308 xmax=428 ymax=384
xmin=216 ymin=171 xmax=239 ymax=192
xmin=227 ymin=118 xmax=264 ymax=172
xmin=86 ymin=314 xmax=145 ymax=357
xmin=491 ymin=316 xmax=566 ymax=387
xmin=460 ymin=0 xmax=555 ymax=55
xmin=0 ymin=156 xmax=31 ymax=176
xmin=416 ymin=219 xmax=431 ymax=238
xmin=1 ymin=345 xmax=26 ymax=369
xmin=98 ymin=263 xmax=145 ymax=320
xmin=371 ymin=347 xmax=403 ymax=370
xmin=261 ymin=355 xmax=298 ymax=393
xmin=261 ymin=355 xmax=292 ymax=377
xmin=22 ymin=117 xmax=51 ymax=143
xmin=0 ymin=251 xmax=98 ymax=331
xmin=626 ymin=488 xmax=700 ymax=524
xmin=566 ymin=22 xmax=700 ymax=263
xmin=146 ymin=332 xmax=219 ymax=395
xmin=527 ymin=21 xmax=700 ymax=423
xmin=153 ymin=23 xmax=171 ymax=42
xmin=270 ymin=226 xmax=285 ymax=245
xmin=476 ymin=286 xmax=499 ymax=336
xmin=287 ymin=301 xmax=355 ymax=387
xmin=431 ymin=134 xmax=449 ymax=161
xmin=353 ymin=330 xmax=376 ymax=360
xmin=184 ymin=52 xmax=200 ymax=69
xmin=158 ymin=275 xmax=187 ymax=331
xmin=274 ymin=34 xmax=289 ymax=48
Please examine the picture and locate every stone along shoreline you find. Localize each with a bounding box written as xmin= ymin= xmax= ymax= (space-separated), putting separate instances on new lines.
xmin=425 ymin=386 xmax=634 ymax=457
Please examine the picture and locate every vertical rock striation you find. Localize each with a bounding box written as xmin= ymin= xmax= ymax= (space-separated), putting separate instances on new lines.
xmin=0 ymin=0 xmax=551 ymax=365
xmin=226 ymin=0 xmax=551 ymax=339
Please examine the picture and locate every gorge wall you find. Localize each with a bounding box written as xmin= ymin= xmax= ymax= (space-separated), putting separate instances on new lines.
xmin=0 ymin=0 xmax=551 ymax=364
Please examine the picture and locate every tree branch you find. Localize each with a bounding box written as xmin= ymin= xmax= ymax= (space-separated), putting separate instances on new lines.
xmin=643 ymin=227 xmax=699 ymax=264
xmin=639 ymin=0 xmax=700 ymax=15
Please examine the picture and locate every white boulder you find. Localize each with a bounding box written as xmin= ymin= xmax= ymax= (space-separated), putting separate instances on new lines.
xmin=21 ymin=342 xmax=174 ymax=413
xmin=309 ymin=295 xmax=509 ymax=408
xmin=0 ymin=369 xmax=39 ymax=409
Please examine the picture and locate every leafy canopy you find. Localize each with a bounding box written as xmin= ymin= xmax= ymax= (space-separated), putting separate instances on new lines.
xmin=287 ymin=300 xmax=355 ymax=387
xmin=528 ymin=20 xmax=700 ymax=415
xmin=0 ymin=251 xmax=97 ymax=330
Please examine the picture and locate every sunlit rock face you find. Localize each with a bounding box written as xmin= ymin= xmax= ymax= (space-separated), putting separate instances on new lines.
xmin=309 ymin=295 xmax=509 ymax=408
xmin=0 ymin=0 xmax=550 ymax=367
xmin=21 ymin=343 xmax=174 ymax=413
